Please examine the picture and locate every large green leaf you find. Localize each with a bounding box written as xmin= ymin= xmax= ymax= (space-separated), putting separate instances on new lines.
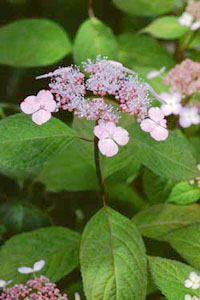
xmin=112 ymin=0 xmax=183 ymax=17
xmin=167 ymin=181 xmax=200 ymax=205
xmin=37 ymin=139 xmax=98 ymax=192
xmin=149 ymin=256 xmax=200 ymax=300
xmin=143 ymin=169 xmax=174 ymax=204
xmin=0 ymin=113 xmax=76 ymax=178
xmin=73 ymin=17 xmax=118 ymax=65
xmin=80 ymin=206 xmax=147 ymax=300
xmin=0 ymin=226 xmax=80 ymax=283
xmin=128 ymin=123 xmax=199 ymax=180
xmin=143 ymin=16 xmax=189 ymax=39
xmin=132 ymin=203 xmax=200 ymax=240
xmin=165 ymin=224 xmax=200 ymax=270
xmin=0 ymin=19 xmax=71 ymax=67
xmin=118 ymin=33 xmax=174 ymax=69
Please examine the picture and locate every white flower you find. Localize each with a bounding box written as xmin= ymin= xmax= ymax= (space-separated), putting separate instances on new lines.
xmin=185 ymin=295 xmax=199 ymax=300
xmin=185 ymin=272 xmax=200 ymax=289
xmin=0 ymin=279 xmax=12 ymax=288
xmin=191 ymin=20 xmax=200 ymax=31
xmin=146 ymin=66 xmax=166 ymax=80
xmin=178 ymin=12 xmax=194 ymax=27
xmin=75 ymin=292 xmax=81 ymax=300
xmin=179 ymin=106 xmax=200 ymax=128
xmin=160 ymin=92 xmax=183 ymax=116
xmin=18 ymin=259 xmax=45 ymax=274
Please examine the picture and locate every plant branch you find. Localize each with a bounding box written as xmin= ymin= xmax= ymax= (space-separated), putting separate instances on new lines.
xmin=79 ymin=136 xmax=94 ymax=142
xmin=88 ymin=0 xmax=95 ymax=18
xmin=94 ymin=136 xmax=106 ymax=206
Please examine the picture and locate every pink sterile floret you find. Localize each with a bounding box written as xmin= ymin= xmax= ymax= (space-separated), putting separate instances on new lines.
xmin=179 ymin=106 xmax=200 ymax=128
xmin=20 ymin=90 xmax=56 ymax=125
xmin=160 ymin=92 xmax=183 ymax=116
xmin=94 ymin=122 xmax=129 ymax=157
xmin=140 ymin=107 xmax=169 ymax=141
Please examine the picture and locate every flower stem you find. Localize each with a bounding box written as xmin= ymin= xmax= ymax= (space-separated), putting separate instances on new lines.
xmin=94 ymin=136 xmax=107 ymax=206
xmin=88 ymin=0 xmax=95 ymax=18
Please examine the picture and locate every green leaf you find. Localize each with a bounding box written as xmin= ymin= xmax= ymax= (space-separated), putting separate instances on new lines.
xmin=80 ymin=206 xmax=147 ymax=300
xmin=0 ymin=114 xmax=76 ymax=178
xmin=149 ymin=256 xmax=200 ymax=300
xmin=112 ymin=0 xmax=183 ymax=17
xmin=73 ymin=17 xmax=118 ymax=65
xmin=118 ymin=33 xmax=174 ymax=69
xmin=37 ymin=139 xmax=98 ymax=192
xmin=143 ymin=169 xmax=175 ymax=204
xmin=167 ymin=181 xmax=200 ymax=205
xmin=190 ymin=136 xmax=200 ymax=162
xmin=188 ymin=32 xmax=200 ymax=49
xmin=0 ymin=226 xmax=80 ymax=283
xmin=165 ymin=224 xmax=200 ymax=270
xmin=143 ymin=16 xmax=189 ymax=39
xmin=128 ymin=123 xmax=199 ymax=180
xmin=0 ymin=19 xmax=71 ymax=67
xmin=132 ymin=203 xmax=200 ymax=240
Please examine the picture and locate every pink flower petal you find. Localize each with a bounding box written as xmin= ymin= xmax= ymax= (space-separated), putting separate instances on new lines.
xmin=179 ymin=116 xmax=191 ymax=128
xmin=104 ymin=122 xmax=117 ymax=135
xmin=140 ymin=119 xmax=156 ymax=133
xmin=113 ymin=127 xmax=129 ymax=146
xmin=20 ymin=96 xmax=39 ymax=114
xmin=173 ymin=92 xmax=182 ymax=103
xmin=172 ymin=103 xmax=182 ymax=115
xmin=161 ymin=104 xmax=173 ymax=116
xmin=33 ymin=260 xmax=45 ymax=272
xmin=159 ymin=119 xmax=167 ymax=128
xmin=148 ymin=107 xmax=164 ymax=122
xmin=94 ymin=124 xmax=110 ymax=139
xmin=150 ymin=126 xmax=168 ymax=141
xmin=32 ymin=110 xmax=51 ymax=125
xmin=98 ymin=138 xmax=118 ymax=157
xmin=18 ymin=267 xmax=34 ymax=274
xmin=37 ymin=90 xmax=56 ymax=112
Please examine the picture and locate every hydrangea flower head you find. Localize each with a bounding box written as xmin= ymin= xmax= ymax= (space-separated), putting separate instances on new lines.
xmin=94 ymin=122 xmax=129 ymax=157
xmin=179 ymin=106 xmax=200 ymax=128
xmin=164 ymin=59 xmax=200 ymax=96
xmin=140 ymin=107 xmax=168 ymax=141
xmin=21 ymin=56 xmax=168 ymax=146
xmin=0 ymin=275 xmax=68 ymax=300
xmin=186 ymin=0 xmax=200 ymax=22
xmin=160 ymin=92 xmax=183 ymax=116
xmin=20 ymin=90 xmax=56 ymax=125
